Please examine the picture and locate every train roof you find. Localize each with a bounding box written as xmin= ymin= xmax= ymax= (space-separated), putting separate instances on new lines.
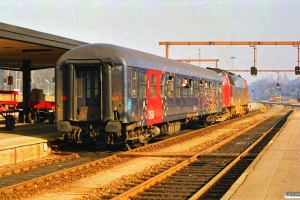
xmin=57 ymin=43 xmax=222 ymax=81
xmin=207 ymin=67 xmax=247 ymax=87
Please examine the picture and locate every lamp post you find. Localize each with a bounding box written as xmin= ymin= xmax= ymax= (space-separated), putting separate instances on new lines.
xmin=230 ymin=56 xmax=236 ymax=69
xmin=276 ymin=72 xmax=280 ymax=88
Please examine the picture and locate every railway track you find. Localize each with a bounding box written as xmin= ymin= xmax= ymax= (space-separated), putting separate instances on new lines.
xmin=0 ymin=151 xmax=132 ymax=198
xmin=84 ymin=106 xmax=290 ymax=199
xmin=0 ymin=104 xmax=287 ymax=199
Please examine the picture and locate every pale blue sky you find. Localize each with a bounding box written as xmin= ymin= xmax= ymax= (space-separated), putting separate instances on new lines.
xmin=0 ymin=0 xmax=300 ymax=83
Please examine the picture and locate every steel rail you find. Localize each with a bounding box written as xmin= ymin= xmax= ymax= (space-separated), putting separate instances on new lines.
xmin=0 ymin=152 xmax=78 ymax=178
xmin=189 ymin=109 xmax=290 ymax=199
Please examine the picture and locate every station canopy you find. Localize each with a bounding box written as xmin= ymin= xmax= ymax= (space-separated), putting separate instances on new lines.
xmin=0 ymin=22 xmax=87 ymax=71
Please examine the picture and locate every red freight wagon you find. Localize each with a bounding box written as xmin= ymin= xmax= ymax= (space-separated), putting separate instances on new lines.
xmin=0 ymin=90 xmax=21 ymax=130
xmin=17 ymin=101 xmax=55 ymax=124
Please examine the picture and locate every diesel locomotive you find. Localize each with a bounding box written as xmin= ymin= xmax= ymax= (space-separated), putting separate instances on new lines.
xmin=55 ymin=43 xmax=248 ymax=149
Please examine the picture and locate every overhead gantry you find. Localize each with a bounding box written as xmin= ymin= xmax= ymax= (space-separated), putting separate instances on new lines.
xmin=159 ymin=41 xmax=300 ymax=76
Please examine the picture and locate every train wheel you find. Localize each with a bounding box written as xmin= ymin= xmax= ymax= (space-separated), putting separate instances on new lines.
xmin=36 ymin=113 xmax=43 ymax=123
xmin=25 ymin=112 xmax=34 ymax=123
xmin=122 ymin=132 xmax=131 ymax=151
xmin=49 ymin=112 xmax=55 ymax=124
xmin=161 ymin=124 xmax=167 ymax=134
xmin=124 ymin=141 xmax=132 ymax=151
xmin=175 ymin=122 xmax=181 ymax=132
xmin=142 ymin=142 xmax=148 ymax=146
xmin=166 ymin=123 xmax=175 ymax=134
xmin=18 ymin=111 xmax=24 ymax=123
xmin=5 ymin=115 xmax=15 ymax=130
xmin=204 ymin=121 xmax=212 ymax=127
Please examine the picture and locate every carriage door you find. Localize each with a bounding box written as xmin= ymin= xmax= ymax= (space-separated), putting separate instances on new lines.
xmin=76 ymin=66 xmax=100 ymax=121
xmin=146 ymin=69 xmax=162 ymax=125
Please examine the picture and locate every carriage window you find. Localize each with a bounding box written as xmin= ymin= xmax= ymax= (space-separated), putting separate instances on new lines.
xmin=75 ymin=67 xmax=100 ymax=108
xmin=94 ymin=69 xmax=99 ymax=98
xmin=168 ymin=76 xmax=174 ymax=98
xmin=182 ymin=78 xmax=188 ymax=87
xmin=160 ymin=75 xmax=165 ymax=97
xmin=212 ymin=82 xmax=216 ymax=96
xmin=214 ymin=81 xmax=219 ymax=96
xmin=208 ymin=81 xmax=213 ymax=95
xmin=86 ymin=70 xmax=91 ymax=98
xmin=204 ymin=81 xmax=208 ymax=88
xmin=150 ymin=74 xmax=156 ymax=98
xmin=200 ymin=80 xmax=205 ymax=87
xmin=189 ymin=79 xmax=193 ymax=96
xmin=176 ymin=78 xmax=181 ymax=98
xmin=183 ymin=78 xmax=188 ymax=97
xmin=200 ymin=81 xmax=204 ymax=96
xmin=139 ymin=72 xmax=146 ymax=98
xmin=214 ymin=82 xmax=219 ymax=97
xmin=194 ymin=80 xmax=199 ymax=97
xmin=77 ymin=70 xmax=83 ymax=98
xmin=131 ymin=70 xmax=137 ymax=98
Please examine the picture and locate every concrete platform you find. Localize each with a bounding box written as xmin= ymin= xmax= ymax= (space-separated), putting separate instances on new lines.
xmin=222 ymin=107 xmax=300 ymax=200
xmin=0 ymin=122 xmax=61 ymax=167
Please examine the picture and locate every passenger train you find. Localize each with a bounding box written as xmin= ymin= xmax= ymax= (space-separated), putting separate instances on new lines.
xmin=55 ymin=44 xmax=249 ymax=150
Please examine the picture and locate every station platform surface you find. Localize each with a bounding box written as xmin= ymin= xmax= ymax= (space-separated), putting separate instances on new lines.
xmin=222 ymin=108 xmax=300 ymax=200
xmin=0 ymin=122 xmax=61 ymax=166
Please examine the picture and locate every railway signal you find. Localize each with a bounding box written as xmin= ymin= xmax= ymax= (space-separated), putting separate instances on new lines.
xmin=295 ymin=66 xmax=300 ymax=75
xmin=250 ymin=66 xmax=257 ymax=77
xmin=276 ymin=83 xmax=280 ymax=88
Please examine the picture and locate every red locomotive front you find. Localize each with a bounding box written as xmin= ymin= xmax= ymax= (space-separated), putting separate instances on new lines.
xmin=207 ymin=68 xmax=249 ymax=119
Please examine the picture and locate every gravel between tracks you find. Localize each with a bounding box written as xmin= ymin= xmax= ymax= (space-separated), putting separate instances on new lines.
xmin=16 ymin=103 xmax=284 ymax=200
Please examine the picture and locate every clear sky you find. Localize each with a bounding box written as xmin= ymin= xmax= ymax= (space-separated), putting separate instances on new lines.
xmin=1 ymin=0 xmax=300 ymax=84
